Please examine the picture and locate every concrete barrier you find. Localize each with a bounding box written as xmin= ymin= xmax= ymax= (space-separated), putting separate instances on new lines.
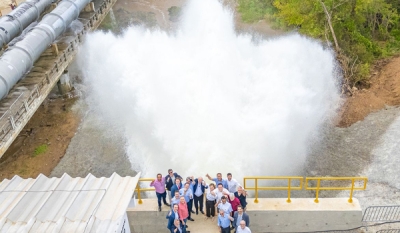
xmin=127 ymin=198 xmax=362 ymax=233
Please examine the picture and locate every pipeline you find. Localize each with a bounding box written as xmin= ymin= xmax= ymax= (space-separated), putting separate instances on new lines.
xmin=0 ymin=0 xmax=91 ymax=99
xmin=0 ymin=0 xmax=53 ymax=47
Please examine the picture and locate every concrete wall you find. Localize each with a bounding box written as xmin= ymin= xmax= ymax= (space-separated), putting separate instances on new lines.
xmin=127 ymin=198 xmax=362 ymax=233
xmin=246 ymin=198 xmax=362 ymax=232
xmin=127 ymin=199 xmax=169 ymax=233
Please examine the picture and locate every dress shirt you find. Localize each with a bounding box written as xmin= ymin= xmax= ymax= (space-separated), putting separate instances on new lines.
xmin=206 ymin=189 xmax=217 ymax=201
xmin=218 ymin=214 xmax=232 ymax=228
xmin=171 ymin=197 xmax=180 ymax=208
xmin=194 ymin=183 xmax=203 ymax=197
xmin=218 ymin=202 xmax=233 ymax=215
xmin=213 ymin=178 xmax=228 ymax=189
xmin=236 ymin=227 xmax=252 ymax=233
xmin=227 ymin=178 xmax=239 ymax=193
xmin=179 ymin=187 xmax=193 ymax=203
xmin=174 ymin=211 xmax=179 ymax=220
xmin=236 ymin=213 xmax=243 ymax=227
xmin=150 ymin=179 xmax=166 ymax=193
xmin=214 ymin=188 xmax=229 ymax=202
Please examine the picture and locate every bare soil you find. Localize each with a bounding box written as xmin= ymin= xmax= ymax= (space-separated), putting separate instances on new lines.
xmin=338 ymin=55 xmax=400 ymax=127
xmin=0 ymin=94 xmax=80 ymax=179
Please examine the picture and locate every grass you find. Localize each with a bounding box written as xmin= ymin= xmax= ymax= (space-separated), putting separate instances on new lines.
xmin=33 ymin=144 xmax=48 ymax=157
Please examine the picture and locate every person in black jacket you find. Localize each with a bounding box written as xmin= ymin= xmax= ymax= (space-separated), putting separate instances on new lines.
xmin=165 ymin=169 xmax=181 ymax=201
xmin=192 ymin=177 xmax=208 ymax=215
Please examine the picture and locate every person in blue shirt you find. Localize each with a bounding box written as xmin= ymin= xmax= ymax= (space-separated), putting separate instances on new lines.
xmin=206 ymin=173 xmax=228 ymax=190
xmin=179 ymin=182 xmax=194 ymax=221
xmin=218 ymin=209 xmax=233 ymax=233
xmin=186 ymin=177 xmax=195 ymax=214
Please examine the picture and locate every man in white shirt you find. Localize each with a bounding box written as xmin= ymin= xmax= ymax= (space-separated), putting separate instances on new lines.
xmin=226 ymin=173 xmax=240 ymax=193
xmin=236 ymin=220 xmax=251 ymax=233
xmin=214 ymin=183 xmax=230 ymax=203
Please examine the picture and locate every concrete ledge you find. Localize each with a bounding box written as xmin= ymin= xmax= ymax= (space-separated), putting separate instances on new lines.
xmin=246 ymin=198 xmax=362 ymax=232
xmin=127 ymin=198 xmax=362 ymax=233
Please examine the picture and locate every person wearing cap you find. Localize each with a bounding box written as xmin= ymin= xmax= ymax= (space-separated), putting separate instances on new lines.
xmin=150 ymin=173 xmax=170 ymax=211
xmin=233 ymin=205 xmax=250 ymax=232
xmin=179 ymin=182 xmax=195 ymax=221
xmin=218 ymin=209 xmax=233 ymax=233
xmin=236 ymin=220 xmax=251 ymax=233
xmin=165 ymin=169 xmax=181 ymax=201
xmin=206 ymin=173 xmax=228 ymax=189
xmin=227 ymin=173 xmax=240 ymax=193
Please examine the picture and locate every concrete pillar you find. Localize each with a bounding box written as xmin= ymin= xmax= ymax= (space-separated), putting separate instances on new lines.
xmin=57 ymin=69 xmax=72 ymax=95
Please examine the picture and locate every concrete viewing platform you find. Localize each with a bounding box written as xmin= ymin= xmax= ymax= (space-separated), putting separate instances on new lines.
xmin=127 ymin=198 xmax=362 ymax=233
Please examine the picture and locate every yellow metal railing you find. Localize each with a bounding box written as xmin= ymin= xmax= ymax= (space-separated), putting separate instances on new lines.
xmin=305 ymin=177 xmax=368 ymax=203
xmin=243 ymin=176 xmax=303 ymax=203
xmin=135 ymin=178 xmax=155 ymax=204
xmin=134 ymin=176 xmax=368 ymax=205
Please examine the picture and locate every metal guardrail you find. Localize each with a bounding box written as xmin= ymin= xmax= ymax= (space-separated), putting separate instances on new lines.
xmin=362 ymin=205 xmax=400 ymax=222
xmin=135 ymin=178 xmax=155 ymax=204
xmin=243 ymin=176 xmax=303 ymax=203
xmin=134 ymin=176 xmax=368 ymax=205
xmin=305 ymin=177 xmax=368 ymax=203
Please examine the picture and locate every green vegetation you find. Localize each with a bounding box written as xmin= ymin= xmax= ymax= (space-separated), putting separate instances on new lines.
xmin=33 ymin=144 xmax=48 ymax=157
xmin=168 ymin=6 xmax=182 ymax=22
xmin=238 ymin=0 xmax=400 ymax=89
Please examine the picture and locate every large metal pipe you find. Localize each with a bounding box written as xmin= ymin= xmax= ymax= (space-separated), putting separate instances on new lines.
xmin=0 ymin=0 xmax=53 ymax=47
xmin=0 ymin=0 xmax=91 ymax=99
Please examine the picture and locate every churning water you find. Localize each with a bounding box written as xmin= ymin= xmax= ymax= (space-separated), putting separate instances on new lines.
xmin=76 ymin=0 xmax=341 ymax=180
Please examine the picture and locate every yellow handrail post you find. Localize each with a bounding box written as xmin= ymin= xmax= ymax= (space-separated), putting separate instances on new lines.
xmin=136 ymin=184 xmax=143 ymax=204
xmin=254 ymin=178 xmax=259 ymax=203
xmin=314 ymin=179 xmax=320 ymax=203
xmin=348 ymin=178 xmax=354 ymax=203
xmin=287 ymin=178 xmax=291 ymax=203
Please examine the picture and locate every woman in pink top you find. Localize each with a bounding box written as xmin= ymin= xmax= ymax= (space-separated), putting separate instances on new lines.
xmin=178 ymin=196 xmax=189 ymax=227
xmin=228 ymin=193 xmax=241 ymax=217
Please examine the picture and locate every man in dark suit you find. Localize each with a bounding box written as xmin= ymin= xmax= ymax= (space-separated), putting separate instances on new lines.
xmin=166 ymin=204 xmax=180 ymax=230
xmin=233 ymin=205 xmax=250 ymax=232
xmin=165 ymin=169 xmax=181 ymax=201
xmin=192 ymin=176 xmax=208 ymax=215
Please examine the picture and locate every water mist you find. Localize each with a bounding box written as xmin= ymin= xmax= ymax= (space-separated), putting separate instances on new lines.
xmin=76 ymin=0 xmax=341 ymax=182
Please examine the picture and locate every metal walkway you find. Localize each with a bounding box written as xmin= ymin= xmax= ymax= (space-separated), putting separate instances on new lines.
xmin=0 ymin=0 xmax=116 ymax=158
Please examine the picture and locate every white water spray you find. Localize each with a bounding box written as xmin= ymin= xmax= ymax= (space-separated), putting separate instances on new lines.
xmin=77 ymin=0 xmax=340 ymax=180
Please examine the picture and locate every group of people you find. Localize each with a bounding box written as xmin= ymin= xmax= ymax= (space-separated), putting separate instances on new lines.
xmin=150 ymin=169 xmax=252 ymax=233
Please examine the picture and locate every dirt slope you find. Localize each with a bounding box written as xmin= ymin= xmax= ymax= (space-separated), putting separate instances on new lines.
xmin=339 ymin=56 xmax=400 ymax=127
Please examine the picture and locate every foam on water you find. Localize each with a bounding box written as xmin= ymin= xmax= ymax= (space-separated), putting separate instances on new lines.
xmin=76 ymin=0 xmax=340 ymax=180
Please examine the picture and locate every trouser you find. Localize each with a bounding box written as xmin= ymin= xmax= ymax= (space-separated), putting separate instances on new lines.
xmin=193 ymin=194 xmax=204 ymax=212
xmin=167 ymin=190 xmax=172 ymax=201
xmin=206 ymin=200 xmax=215 ymax=217
xmin=156 ymin=191 xmax=167 ymax=207
xmin=187 ymin=199 xmax=193 ymax=219
xmin=220 ymin=226 xmax=230 ymax=233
